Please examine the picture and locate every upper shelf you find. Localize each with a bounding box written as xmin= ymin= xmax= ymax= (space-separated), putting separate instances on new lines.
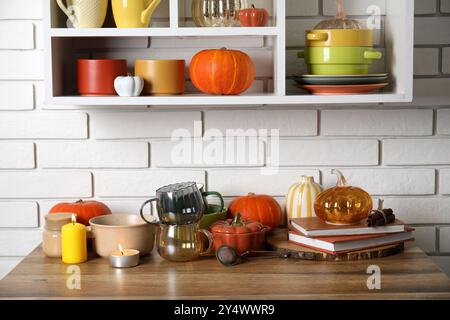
xmin=49 ymin=27 xmax=281 ymax=38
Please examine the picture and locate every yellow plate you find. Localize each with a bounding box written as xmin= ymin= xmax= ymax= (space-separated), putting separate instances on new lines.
xmin=306 ymin=29 xmax=374 ymax=47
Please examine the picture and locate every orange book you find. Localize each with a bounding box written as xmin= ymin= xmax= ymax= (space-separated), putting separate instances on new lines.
xmin=290 ymin=217 xmax=406 ymax=237
xmin=288 ymin=228 xmax=414 ymax=254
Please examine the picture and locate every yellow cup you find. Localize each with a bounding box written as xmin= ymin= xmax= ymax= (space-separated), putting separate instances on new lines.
xmin=306 ymin=29 xmax=374 ymax=47
xmin=112 ymin=0 xmax=162 ymax=28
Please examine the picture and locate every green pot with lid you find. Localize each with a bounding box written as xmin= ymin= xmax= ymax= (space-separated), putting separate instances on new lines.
xmin=298 ymin=47 xmax=383 ymax=75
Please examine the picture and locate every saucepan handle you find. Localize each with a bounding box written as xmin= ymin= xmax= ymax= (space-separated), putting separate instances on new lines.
xmin=139 ymin=198 xmax=159 ymax=224
xmin=364 ymin=50 xmax=383 ymax=60
xmin=306 ymin=32 xmax=328 ymax=41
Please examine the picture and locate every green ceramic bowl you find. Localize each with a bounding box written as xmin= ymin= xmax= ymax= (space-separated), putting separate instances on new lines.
xmin=199 ymin=204 xmax=227 ymax=230
xmin=298 ymin=47 xmax=382 ymax=75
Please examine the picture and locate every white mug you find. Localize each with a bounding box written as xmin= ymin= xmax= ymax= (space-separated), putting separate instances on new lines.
xmin=56 ymin=0 xmax=108 ymax=28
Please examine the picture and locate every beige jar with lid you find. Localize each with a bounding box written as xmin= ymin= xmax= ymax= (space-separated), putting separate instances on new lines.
xmin=43 ymin=213 xmax=73 ymax=258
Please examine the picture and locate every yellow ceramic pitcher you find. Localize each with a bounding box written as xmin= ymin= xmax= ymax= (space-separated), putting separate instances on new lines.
xmin=112 ymin=0 xmax=162 ymax=28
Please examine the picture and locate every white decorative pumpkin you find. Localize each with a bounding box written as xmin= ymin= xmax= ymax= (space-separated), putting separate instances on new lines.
xmin=114 ymin=74 xmax=144 ymax=97
xmin=286 ymin=176 xmax=323 ymax=219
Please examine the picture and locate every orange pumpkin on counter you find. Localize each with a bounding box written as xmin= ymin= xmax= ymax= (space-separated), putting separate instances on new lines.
xmin=49 ymin=199 xmax=112 ymax=226
xmin=239 ymin=5 xmax=269 ymax=27
xmin=189 ymin=48 xmax=255 ymax=95
xmin=211 ymin=213 xmax=270 ymax=254
xmin=228 ymin=193 xmax=282 ymax=230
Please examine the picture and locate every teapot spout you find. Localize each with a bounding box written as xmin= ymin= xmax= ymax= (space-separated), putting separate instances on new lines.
xmin=141 ymin=0 xmax=161 ymax=25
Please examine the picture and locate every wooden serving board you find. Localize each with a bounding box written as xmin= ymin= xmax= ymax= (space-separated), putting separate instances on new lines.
xmin=267 ymin=229 xmax=405 ymax=262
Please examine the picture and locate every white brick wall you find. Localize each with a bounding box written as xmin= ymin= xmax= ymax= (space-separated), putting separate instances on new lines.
xmin=0 ymin=143 xmax=35 ymax=169
xmin=1 ymin=0 xmax=450 ymax=280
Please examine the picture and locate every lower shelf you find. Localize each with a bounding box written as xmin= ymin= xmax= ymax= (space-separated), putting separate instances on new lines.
xmin=47 ymin=92 xmax=411 ymax=106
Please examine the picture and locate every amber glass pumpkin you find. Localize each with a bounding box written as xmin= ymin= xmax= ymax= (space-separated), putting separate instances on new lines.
xmin=314 ymin=169 xmax=372 ymax=225
xmin=189 ymin=48 xmax=255 ymax=95
xmin=228 ymin=193 xmax=282 ymax=230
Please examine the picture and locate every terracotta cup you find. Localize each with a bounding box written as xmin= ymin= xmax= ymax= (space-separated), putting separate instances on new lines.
xmin=134 ymin=60 xmax=186 ymax=95
xmin=77 ymin=59 xmax=127 ymax=96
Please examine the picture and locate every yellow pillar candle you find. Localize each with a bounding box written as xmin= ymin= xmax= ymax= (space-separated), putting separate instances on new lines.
xmin=62 ymin=214 xmax=87 ymax=264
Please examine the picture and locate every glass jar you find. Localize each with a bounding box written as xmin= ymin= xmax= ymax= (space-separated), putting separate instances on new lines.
xmin=43 ymin=213 xmax=72 ymax=258
xmin=192 ymin=0 xmax=241 ymax=27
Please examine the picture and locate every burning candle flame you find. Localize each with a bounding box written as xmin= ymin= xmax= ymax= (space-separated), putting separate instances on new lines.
xmin=71 ymin=214 xmax=76 ymax=225
xmin=118 ymin=244 xmax=124 ymax=256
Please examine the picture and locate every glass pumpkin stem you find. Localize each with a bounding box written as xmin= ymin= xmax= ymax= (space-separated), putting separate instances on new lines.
xmin=336 ymin=0 xmax=347 ymax=19
xmin=331 ymin=169 xmax=348 ymax=187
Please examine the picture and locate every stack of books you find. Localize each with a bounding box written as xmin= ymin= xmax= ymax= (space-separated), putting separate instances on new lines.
xmin=288 ymin=217 xmax=414 ymax=254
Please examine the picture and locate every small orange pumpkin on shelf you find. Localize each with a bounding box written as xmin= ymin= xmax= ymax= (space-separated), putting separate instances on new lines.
xmin=49 ymin=199 xmax=112 ymax=226
xmin=314 ymin=169 xmax=373 ymax=225
xmin=189 ymin=47 xmax=255 ymax=95
xmin=228 ymin=193 xmax=282 ymax=230
xmin=239 ymin=4 xmax=269 ymax=27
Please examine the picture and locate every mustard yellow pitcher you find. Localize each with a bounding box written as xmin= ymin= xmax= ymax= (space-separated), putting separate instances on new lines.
xmin=56 ymin=0 xmax=108 ymax=28
xmin=112 ymin=0 xmax=162 ymax=28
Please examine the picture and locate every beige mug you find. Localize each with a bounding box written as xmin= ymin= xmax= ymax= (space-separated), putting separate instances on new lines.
xmin=56 ymin=0 xmax=108 ymax=28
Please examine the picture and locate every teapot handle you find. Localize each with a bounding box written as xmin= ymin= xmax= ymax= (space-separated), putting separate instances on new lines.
xmin=198 ymin=229 xmax=214 ymax=256
xmin=139 ymin=198 xmax=159 ymax=224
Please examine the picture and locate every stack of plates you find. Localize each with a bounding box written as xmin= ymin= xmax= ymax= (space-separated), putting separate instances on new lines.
xmin=289 ymin=74 xmax=389 ymax=95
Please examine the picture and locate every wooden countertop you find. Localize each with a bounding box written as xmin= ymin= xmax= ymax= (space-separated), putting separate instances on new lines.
xmin=1 ymin=245 xmax=450 ymax=300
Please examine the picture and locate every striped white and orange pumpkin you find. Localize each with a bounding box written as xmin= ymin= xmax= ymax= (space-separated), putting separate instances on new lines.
xmin=286 ymin=176 xmax=323 ymax=220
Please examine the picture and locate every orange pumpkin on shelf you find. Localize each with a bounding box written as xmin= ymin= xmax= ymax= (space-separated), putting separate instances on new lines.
xmin=239 ymin=5 xmax=269 ymax=27
xmin=49 ymin=199 xmax=112 ymax=226
xmin=228 ymin=193 xmax=282 ymax=230
xmin=189 ymin=47 xmax=255 ymax=95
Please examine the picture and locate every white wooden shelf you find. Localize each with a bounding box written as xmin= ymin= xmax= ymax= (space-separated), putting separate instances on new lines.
xmin=50 ymin=93 xmax=409 ymax=106
xmin=43 ymin=0 xmax=414 ymax=107
xmin=50 ymin=27 xmax=281 ymax=37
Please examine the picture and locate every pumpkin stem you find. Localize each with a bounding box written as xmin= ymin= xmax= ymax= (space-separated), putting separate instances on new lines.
xmin=331 ymin=169 xmax=348 ymax=187
xmin=251 ymin=4 xmax=255 ymax=9
xmin=248 ymin=192 xmax=256 ymax=196
xmin=75 ymin=199 xmax=84 ymax=204
xmin=126 ymin=72 xmax=133 ymax=77
xmin=231 ymin=213 xmax=245 ymax=227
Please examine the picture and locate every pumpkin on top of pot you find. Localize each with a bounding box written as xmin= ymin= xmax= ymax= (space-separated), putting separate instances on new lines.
xmin=189 ymin=48 xmax=255 ymax=95
xmin=228 ymin=193 xmax=282 ymax=230
xmin=49 ymin=199 xmax=112 ymax=226
xmin=239 ymin=4 xmax=269 ymax=27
